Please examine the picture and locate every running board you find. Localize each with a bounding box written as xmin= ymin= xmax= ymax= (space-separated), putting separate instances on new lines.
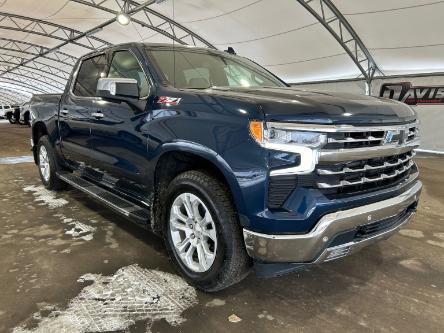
xmin=56 ymin=172 xmax=150 ymax=228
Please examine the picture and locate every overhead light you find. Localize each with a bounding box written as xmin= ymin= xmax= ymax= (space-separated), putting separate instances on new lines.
xmin=116 ymin=12 xmax=130 ymax=25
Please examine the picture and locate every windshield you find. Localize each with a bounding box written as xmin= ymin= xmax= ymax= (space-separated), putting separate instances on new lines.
xmin=147 ymin=48 xmax=286 ymax=89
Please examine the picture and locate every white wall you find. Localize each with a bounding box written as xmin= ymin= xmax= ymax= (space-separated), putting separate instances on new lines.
xmin=293 ymin=75 xmax=444 ymax=152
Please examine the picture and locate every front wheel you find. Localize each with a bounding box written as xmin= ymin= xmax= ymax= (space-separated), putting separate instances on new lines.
xmin=37 ymin=136 xmax=66 ymax=191
xmin=164 ymin=170 xmax=250 ymax=292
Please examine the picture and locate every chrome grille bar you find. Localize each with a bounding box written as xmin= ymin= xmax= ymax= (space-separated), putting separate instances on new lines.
xmin=327 ymin=135 xmax=384 ymax=144
xmin=319 ymin=138 xmax=420 ymax=162
xmin=317 ymin=151 xmax=416 ymax=175
xmin=317 ymin=160 xmax=415 ymax=189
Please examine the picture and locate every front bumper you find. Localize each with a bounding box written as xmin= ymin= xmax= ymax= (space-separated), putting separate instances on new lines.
xmin=243 ymin=180 xmax=422 ymax=264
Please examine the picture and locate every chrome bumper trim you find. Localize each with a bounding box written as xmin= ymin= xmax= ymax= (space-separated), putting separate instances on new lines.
xmin=243 ymin=181 xmax=422 ymax=263
xmin=315 ymin=211 xmax=416 ymax=263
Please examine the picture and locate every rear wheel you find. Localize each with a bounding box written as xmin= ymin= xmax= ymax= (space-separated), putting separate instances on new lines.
xmin=164 ymin=170 xmax=250 ymax=292
xmin=14 ymin=109 xmax=21 ymax=124
xmin=7 ymin=113 xmax=16 ymax=124
xmin=19 ymin=112 xmax=30 ymax=126
xmin=24 ymin=112 xmax=30 ymax=126
xmin=37 ymin=136 xmax=66 ymax=191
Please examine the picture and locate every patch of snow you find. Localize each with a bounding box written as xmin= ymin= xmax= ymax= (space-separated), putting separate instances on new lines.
xmin=205 ymin=298 xmax=225 ymax=307
xmin=228 ymin=314 xmax=242 ymax=323
xmin=64 ymin=221 xmax=96 ymax=241
xmin=0 ymin=155 xmax=34 ymax=165
xmin=427 ymin=240 xmax=444 ymax=248
xmin=23 ymin=185 xmax=68 ymax=209
xmin=50 ymin=215 xmax=96 ymax=242
xmin=13 ymin=264 xmax=197 ymax=333
xmin=399 ymin=229 xmax=424 ymax=238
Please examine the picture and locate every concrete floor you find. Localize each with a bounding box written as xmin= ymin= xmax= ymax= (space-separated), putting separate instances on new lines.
xmin=0 ymin=120 xmax=443 ymax=333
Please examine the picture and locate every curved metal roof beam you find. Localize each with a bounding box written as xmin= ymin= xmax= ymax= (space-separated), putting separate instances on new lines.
xmin=0 ymin=54 xmax=70 ymax=82
xmin=0 ymin=91 xmax=27 ymax=104
xmin=4 ymin=69 xmax=64 ymax=94
xmin=0 ymin=93 xmax=19 ymax=104
xmin=0 ymin=85 xmax=30 ymax=96
xmin=297 ymin=0 xmax=382 ymax=82
xmin=70 ymin=0 xmax=216 ymax=48
xmin=1 ymin=2 xmax=159 ymax=79
xmin=0 ymin=37 xmax=77 ymax=68
xmin=0 ymin=89 xmax=31 ymax=103
xmin=0 ymin=91 xmax=29 ymax=104
xmin=0 ymin=12 xmax=112 ymax=51
xmin=0 ymin=54 xmax=69 ymax=83
xmin=0 ymin=75 xmax=54 ymax=94
xmin=0 ymin=79 xmax=43 ymax=94
xmin=0 ymin=85 xmax=31 ymax=96
xmin=0 ymin=99 xmax=16 ymax=105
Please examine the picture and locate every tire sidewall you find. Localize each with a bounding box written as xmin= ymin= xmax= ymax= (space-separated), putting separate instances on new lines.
xmin=7 ymin=114 xmax=16 ymax=124
xmin=164 ymin=176 xmax=233 ymax=286
xmin=25 ymin=113 xmax=31 ymax=126
xmin=37 ymin=137 xmax=60 ymax=189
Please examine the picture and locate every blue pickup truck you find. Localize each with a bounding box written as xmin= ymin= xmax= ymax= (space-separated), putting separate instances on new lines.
xmin=30 ymin=43 xmax=422 ymax=291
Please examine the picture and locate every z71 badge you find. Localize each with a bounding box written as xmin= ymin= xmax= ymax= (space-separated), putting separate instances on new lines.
xmin=379 ymin=82 xmax=444 ymax=105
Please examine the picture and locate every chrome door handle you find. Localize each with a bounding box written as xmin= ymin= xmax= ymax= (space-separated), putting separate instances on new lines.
xmin=91 ymin=112 xmax=104 ymax=119
xmin=61 ymin=109 xmax=69 ymax=115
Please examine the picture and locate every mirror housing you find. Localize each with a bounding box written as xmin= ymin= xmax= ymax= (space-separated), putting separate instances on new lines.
xmin=96 ymin=78 xmax=139 ymax=100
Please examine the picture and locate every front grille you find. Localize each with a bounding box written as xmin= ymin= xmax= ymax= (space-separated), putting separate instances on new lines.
xmin=324 ymin=123 xmax=418 ymax=150
xmin=316 ymin=151 xmax=415 ymax=189
xmin=325 ymin=130 xmax=385 ymax=149
xmin=267 ymin=122 xmax=419 ymax=209
xmin=314 ymin=153 xmax=417 ymax=199
xmin=267 ymin=152 xmax=417 ymax=208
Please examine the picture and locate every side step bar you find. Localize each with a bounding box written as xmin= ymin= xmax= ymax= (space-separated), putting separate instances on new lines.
xmin=56 ymin=172 xmax=150 ymax=227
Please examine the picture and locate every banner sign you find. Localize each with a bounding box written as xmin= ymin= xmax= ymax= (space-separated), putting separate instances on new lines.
xmin=379 ymin=82 xmax=444 ymax=105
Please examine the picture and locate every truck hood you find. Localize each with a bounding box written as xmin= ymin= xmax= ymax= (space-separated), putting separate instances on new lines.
xmin=207 ymin=86 xmax=416 ymax=125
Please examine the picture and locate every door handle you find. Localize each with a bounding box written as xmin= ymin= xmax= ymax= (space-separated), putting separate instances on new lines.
xmin=61 ymin=109 xmax=69 ymax=115
xmin=91 ymin=112 xmax=104 ymax=119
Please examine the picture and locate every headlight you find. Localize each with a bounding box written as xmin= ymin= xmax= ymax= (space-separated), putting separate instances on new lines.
xmin=249 ymin=121 xmax=327 ymax=175
xmin=266 ymin=126 xmax=326 ymax=148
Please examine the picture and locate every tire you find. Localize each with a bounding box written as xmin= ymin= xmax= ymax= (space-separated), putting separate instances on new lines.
xmin=163 ymin=170 xmax=250 ymax=292
xmin=37 ymin=136 xmax=66 ymax=191
xmin=19 ymin=112 xmax=29 ymax=126
xmin=8 ymin=115 xmax=16 ymax=124
xmin=14 ymin=110 xmax=21 ymax=124
xmin=24 ymin=112 xmax=31 ymax=127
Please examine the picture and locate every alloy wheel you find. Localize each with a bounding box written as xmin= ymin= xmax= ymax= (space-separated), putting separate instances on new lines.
xmin=39 ymin=145 xmax=50 ymax=182
xmin=169 ymin=192 xmax=217 ymax=273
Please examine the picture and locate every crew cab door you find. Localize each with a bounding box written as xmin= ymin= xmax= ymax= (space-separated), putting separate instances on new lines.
xmin=59 ymin=53 xmax=108 ymax=166
xmin=88 ymin=49 xmax=152 ymax=200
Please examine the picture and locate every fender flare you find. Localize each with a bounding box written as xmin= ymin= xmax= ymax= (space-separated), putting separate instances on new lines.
xmin=155 ymin=140 xmax=247 ymax=215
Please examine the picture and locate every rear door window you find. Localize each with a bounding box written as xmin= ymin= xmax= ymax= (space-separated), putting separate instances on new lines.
xmin=73 ymin=54 xmax=107 ymax=97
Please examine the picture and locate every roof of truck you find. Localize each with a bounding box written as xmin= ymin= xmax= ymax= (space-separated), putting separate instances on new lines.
xmin=81 ymin=42 xmax=225 ymax=60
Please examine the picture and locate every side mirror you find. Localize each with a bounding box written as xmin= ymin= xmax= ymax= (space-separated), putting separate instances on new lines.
xmin=96 ymin=78 xmax=139 ymax=100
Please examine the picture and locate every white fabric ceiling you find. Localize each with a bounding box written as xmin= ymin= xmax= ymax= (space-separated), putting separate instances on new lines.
xmin=0 ymin=0 xmax=443 ymax=104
